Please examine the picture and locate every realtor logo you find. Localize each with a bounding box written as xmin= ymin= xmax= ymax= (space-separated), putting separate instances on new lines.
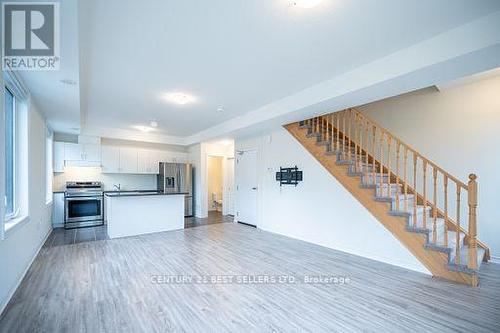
xmin=2 ymin=2 xmax=60 ymax=70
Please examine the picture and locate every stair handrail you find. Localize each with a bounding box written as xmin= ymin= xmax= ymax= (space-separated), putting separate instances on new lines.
xmin=302 ymin=109 xmax=487 ymax=277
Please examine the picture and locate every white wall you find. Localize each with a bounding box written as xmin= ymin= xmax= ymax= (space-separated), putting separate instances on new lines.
xmin=359 ymin=72 xmax=500 ymax=261
xmin=0 ymin=100 xmax=53 ymax=314
xmin=235 ymin=129 xmax=430 ymax=274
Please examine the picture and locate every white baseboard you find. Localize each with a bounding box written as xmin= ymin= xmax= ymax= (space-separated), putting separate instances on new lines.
xmin=0 ymin=226 xmax=52 ymax=317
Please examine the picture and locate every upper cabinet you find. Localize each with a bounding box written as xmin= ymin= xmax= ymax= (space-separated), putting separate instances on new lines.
xmin=101 ymin=146 xmax=120 ymax=173
xmin=54 ymin=141 xmax=189 ymax=174
xmin=64 ymin=143 xmax=101 ymax=162
xmin=64 ymin=143 xmax=84 ymax=161
xmin=53 ymin=142 xmax=65 ymax=173
xmin=119 ymin=148 xmax=138 ymax=174
xmin=83 ymin=144 xmax=101 ymax=162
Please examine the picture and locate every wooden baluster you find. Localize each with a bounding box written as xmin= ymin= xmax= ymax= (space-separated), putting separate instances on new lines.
xmin=444 ymin=175 xmax=448 ymax=247
xmin=348 ymin=109 xmax=352 ymax=163
xmin=324 ymin=116 xmax=327 ymax=141
xmin=353 ymin=113 xmax=358 ymax=171
xmin=336 ymin=112 xmax=340 ymax=152
xmin=456 ymin=186 xmax=461 ymax=265
xmin=413 ymin=153 xmax=417 ymax=229
xmin=423 ymin=160 xmax=427 ymax=230
xmin=387 ymin=136 xmax=392 ymax=197
xmin=342 ymin=111 xmax=347 ymax=159
xmin=404 ymin=147 xmax=408 ymax=212
xmin=468 ymin=174 xmax=478 ymax=281
xmin=395 ymin=142 xmax=400 ymax=211
xmin=432 ymin=168 xmax=438 ymax=244
xmin=379 ymin=131 xmax=384 ymax=190
xmin=330 ymin=114 xmax=334 ymax=146
xmin=320 ymin=116 xmax=324 ymax=141
xmin=359 ymin=116 xmax=364 ymax=172
xmin=372 ymin=126 xmax=376 ymax=184
xmin=364 ymin=119 xmax=369 ymax=167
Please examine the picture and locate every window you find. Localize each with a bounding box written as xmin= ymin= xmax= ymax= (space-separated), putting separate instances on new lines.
xmin=4 ymin=87 xmax=17 ymax=219
xmin=46 ymin=127 xmax=53 ymax=203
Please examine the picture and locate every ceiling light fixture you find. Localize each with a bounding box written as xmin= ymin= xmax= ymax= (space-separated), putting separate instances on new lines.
xmin=133 ymin=125 xmax=155 ymax=133
xmin=292 ymin=0 xmax=323 ymax=8
xmin=149 ymin=120 xmax=159 ymax=128
xmin=162 ymin=92 xmax=196 ymax=105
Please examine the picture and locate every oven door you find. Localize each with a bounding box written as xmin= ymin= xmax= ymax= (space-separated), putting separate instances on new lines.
xmin=65 ymin=196 xmax=103 ymax=223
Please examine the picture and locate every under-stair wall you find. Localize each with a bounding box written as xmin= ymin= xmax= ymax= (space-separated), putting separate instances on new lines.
xmin=285 ymin=107 xmax=490 ymax=286
xmin=235 ymin=132 xmax=430 ymax=274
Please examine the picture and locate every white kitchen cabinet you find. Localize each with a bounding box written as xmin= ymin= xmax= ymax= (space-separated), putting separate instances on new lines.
xmin=119 ymin=148 xmax=138 ymax=173
xmin=101 ymin=146 xmax=120 ymax=173
xmin=137 ymin=150 xmax=152 ymax=174
xmin=53 ymin=142 xmax=65 ymax=172
xmin=52 ymin=192 xmax=65 ymax=227
xmin=63 ymin=143 xmax=101 ymax=162
xmin=150 ymin=151 xmax=164 ymax=173
xmin=83 ymin=144 xmax=101 ymax=161
xmin=64 ymin=143 xmax=84 ymax=161
xmin=138 ymin=150 xmax=164 ymax=174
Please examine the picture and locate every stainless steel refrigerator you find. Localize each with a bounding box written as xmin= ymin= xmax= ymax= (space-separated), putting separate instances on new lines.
xmin=157 ymin=162 xmax=194 ymax=217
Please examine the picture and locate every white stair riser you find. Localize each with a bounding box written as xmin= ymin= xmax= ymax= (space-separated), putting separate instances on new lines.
xmin=376 ymin=184 xmax=402 ymax=197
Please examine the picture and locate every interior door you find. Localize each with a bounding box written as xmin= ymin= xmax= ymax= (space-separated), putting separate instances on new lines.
xmin=235 ymin=150 xmax=258 ymax=226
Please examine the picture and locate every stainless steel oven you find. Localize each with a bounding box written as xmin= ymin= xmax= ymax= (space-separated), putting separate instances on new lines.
xmin=65 ymin=181 xmax=104 ymax=229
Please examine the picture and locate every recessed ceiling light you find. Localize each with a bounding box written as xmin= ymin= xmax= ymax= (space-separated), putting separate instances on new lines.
xmin=133 ymin=125 xmax=155 ymax=133
xmin=292 ymin=0 xmax=323 ymax=8
xmin=217 ymin=107 xmax=225 ymax=113
xmin=162 ymin=92 xmax=196 ymax=105
xmin=149 ymin=120 xmax=159 ymax=128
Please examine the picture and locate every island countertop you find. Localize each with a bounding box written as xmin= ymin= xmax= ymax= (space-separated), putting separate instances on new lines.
xmin=104 ymin=191 xmax=187 ymax=198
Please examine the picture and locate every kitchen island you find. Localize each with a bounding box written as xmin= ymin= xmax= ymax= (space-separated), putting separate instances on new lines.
xmin=105 ymin=192 xmax=186 ymax=239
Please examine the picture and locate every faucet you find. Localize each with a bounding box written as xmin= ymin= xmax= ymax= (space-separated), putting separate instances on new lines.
xmin=113 ymin=184 xmax=121 ymax=192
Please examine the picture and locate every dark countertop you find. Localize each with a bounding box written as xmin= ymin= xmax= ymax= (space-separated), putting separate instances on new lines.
xmin=104 ymin=191 xmax=188 ymax=198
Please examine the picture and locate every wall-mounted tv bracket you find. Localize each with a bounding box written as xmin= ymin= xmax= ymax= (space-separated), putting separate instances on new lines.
xmin=275 ymin=166 xmax=303 ymax=186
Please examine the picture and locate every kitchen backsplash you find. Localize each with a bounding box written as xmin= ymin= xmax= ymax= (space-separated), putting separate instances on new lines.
xmin=53 ymin=167 xmax=157 ymax=191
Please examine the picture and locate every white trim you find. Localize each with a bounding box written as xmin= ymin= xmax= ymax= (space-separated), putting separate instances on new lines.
xmin=4 ymin=215 xmax=30 ymax=238
xmin=0 ymin=226 xmax=52 ymax=317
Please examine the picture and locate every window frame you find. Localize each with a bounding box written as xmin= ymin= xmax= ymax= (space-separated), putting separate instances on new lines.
xmin=4 ymin=86 xmax=19 ymax=221
xmin=45 ymin=127 xmax=53 ymax=205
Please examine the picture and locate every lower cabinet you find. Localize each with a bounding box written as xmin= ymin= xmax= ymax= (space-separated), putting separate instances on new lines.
xmin=52 ymin=192 xmax=65 ymax=228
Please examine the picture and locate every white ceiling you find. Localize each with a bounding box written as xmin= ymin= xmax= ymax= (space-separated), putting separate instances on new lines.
xmin=18 ymin=0 xmax=500 ymax=143
xmin=17 ymin=0 xmax=80 ymax=133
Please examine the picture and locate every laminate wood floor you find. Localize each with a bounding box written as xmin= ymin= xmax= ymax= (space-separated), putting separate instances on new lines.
xmin=1 ymin=222 xmax=499 ymax=332
xmin=48 ymin=211 xmax=232 ymax=247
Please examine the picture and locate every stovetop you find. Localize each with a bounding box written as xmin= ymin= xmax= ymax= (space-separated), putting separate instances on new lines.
xmin=65 ymin=181 xmax=103 ymax=197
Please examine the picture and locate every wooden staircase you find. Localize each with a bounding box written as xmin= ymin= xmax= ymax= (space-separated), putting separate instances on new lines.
xmin=285 ymin=108 xmax=490 ymax=286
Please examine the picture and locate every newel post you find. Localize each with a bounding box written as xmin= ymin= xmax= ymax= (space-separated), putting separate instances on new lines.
xmin=467 ymin=174 xmax=478 ymax=277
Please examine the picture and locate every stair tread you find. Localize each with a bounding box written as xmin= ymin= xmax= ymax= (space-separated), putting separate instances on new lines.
xmin=295 ymin=123 xmax=487 ymax=282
